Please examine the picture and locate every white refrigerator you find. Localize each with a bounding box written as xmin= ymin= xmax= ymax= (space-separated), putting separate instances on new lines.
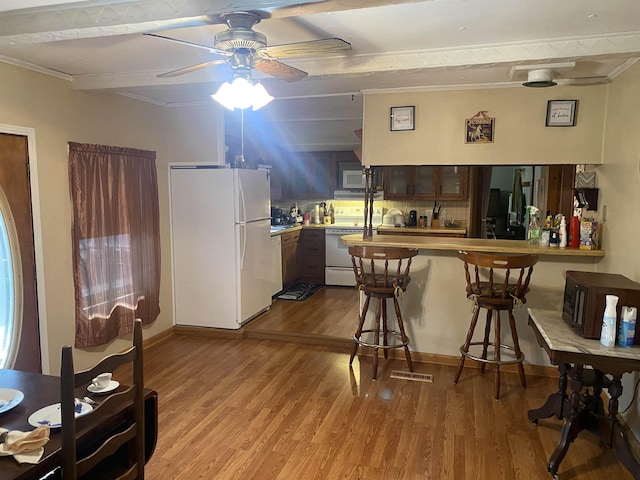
xmin=169 ymin=166 xmax=272 ymax=329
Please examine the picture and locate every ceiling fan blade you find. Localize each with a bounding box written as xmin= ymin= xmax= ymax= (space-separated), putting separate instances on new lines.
xmin=258 ymin=38 xmax=351 ymax=59
xmin=144 ymin=33 xmax=232 ymax=57
xmin=254 ymin=58 xmax=308 ymax=82
xmin=557 ymin=76 xmax=609 ymax=86
xmin=157 ymin=60 xmax=227 ymax=78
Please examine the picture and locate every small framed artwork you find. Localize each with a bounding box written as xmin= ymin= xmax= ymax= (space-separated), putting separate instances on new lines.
xmin=390 ymin=106 xmax=415 ymax=131
xmin=465 ymin=111 xmax=495 ymax=143
xmin=546 ymin=100 xmax=578 ymax=127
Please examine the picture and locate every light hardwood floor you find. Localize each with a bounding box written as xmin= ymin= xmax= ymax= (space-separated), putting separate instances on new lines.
xmin=133 ymin=287 xmax=633 ymax=479
xmin=245 ymin=286 xmax=358 ymax=343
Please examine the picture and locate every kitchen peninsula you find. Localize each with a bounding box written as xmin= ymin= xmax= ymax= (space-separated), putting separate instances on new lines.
xmin=341 ymin=233 xmax=605 ymax=257
xmin=340 ymin=233 xmax=604 ymax=369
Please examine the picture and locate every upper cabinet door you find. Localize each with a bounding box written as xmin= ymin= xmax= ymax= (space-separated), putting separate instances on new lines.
xmin=438 ymin=166 xmax=468 ymax=200
xmin=414 ymin=166 xmax=437 ymax=197
xmin=384 ymin=166 xmax=412 ymax=198
xmin=383 ymin=165 xmax=468 ymax=200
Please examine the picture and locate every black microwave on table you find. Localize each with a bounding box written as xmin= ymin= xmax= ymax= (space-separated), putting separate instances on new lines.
xmin=562 ymin=271 xmax=640 ymax=342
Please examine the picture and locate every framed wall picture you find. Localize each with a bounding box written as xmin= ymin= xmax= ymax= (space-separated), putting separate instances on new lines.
xmin=390 ymin=106 xmax=415 ymax=131
xmin=465 ymin=111 xmax=494 ymax=143
xmin=546 ymin=100 xmax=578 ymax=127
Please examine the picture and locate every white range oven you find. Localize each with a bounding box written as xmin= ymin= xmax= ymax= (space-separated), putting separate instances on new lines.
xmin=325 ymin=206 xmax=383 ymax=286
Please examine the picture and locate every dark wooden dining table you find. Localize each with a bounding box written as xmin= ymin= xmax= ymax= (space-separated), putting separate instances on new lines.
xmin=0 ymin=369 xmax=158 ymax=480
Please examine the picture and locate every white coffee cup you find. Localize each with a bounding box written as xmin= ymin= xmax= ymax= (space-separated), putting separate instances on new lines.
xmin=92 ymin=372 xmax=112 ymax=389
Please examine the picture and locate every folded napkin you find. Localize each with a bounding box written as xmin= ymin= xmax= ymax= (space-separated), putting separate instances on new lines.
xmin=0 ymin=426 xmax=50 ymax=464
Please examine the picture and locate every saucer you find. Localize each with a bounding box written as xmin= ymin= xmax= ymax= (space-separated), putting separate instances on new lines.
xmin=87 ymin=380 xmax=119 ymax=394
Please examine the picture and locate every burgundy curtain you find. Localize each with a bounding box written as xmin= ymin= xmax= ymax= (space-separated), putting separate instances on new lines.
xmin=69 ymin=142 xmax=160 ymax=347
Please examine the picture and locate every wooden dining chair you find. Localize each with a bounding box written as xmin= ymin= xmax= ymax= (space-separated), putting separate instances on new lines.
xmin=59 ymin=318 xmax=145 ymax=480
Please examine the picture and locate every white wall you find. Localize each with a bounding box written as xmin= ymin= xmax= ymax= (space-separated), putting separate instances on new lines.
xmin=0 ymin=62 xmax=223 ymax=373
xmin=373 ymin=251 xmax=601 ymax=367
xmin=597 ymin=61 xmax=640 ymax=437
xmin=362 ymin=85 xmax=607 ymax=166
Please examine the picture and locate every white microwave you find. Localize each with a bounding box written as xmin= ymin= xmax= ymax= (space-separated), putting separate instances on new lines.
xmin=342 ymin=169 xmax=365 ymax=189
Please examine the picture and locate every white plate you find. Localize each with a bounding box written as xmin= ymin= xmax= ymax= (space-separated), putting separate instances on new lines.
xmin=0 ymin=388 xmax=24 ymax=414
xmin=28 ymin=401 xmax=93 ymax=428
xmin=87 ymin=380 xmax=119 ymax=394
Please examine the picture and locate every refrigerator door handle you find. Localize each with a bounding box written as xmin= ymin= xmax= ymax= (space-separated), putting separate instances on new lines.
xmin=239 ymin=223 xmax=246 ymax=269
xmin=238 ymin=173 xmax=246 ymax=224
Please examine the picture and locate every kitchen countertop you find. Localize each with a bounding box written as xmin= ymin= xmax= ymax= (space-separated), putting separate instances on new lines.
xmin=270 ymin=223 xmax=326 ymax=236
xmin=377 ymin=225 xmax=467 ymax=235
xmin=271 ymin=224 xmax=468 ymax=236
xmin=340 ymin=233 xmax=605 ymax=257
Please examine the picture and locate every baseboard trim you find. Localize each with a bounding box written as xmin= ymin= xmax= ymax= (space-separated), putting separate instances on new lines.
xmin=143 ymin=327 xmax=175 ymax=349
xmin=173 ymin=325 xmax=245 ymax=339
xmin=245 ymin=329 xmax=353 ymax=352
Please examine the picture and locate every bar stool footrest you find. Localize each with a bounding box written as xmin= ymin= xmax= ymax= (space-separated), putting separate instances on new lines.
xmin=355 ymin=329 xmax=410 ymax=349
xmin=460 ymin=341 xmax=525 ymax=366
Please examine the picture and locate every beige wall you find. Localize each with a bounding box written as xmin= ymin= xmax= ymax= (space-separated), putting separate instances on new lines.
xmin=597 ymin=61 xmax=640 ymax=434
xmin=0 ymin=62 xmax=221 ymax=373
xmin=362 ymin=85 xmax=607 ymax=166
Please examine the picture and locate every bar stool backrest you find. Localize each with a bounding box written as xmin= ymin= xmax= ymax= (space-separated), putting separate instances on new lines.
xmin=457 ymin=251 xmax=538 ymax=302
xmin=349 ymin=246 xmax=418 ymax=294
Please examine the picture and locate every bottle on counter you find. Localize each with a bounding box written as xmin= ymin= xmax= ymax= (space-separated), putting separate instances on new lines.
xmin=618 ymin=306 xmax=637 ymax=347
xmin=539 ymin=229 xmax=550 ymax=247
xmin=549 ymin=228 xmax=559 ymax=248
xmin=559 ymin=216 xmax=567 ymax=248
xmin=569 ymin=209 xmax=581 ymax=248
xmin=527 ymin=206 xmax=541 ymax=245
xmin=600 ymin=294 xmax=618 ymax=348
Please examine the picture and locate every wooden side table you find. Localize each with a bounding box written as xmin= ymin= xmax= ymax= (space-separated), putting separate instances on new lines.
xmin=527 ymin=308 xmax=640 ymax=479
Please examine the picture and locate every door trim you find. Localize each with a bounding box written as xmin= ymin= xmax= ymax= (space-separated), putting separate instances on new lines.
xmin=0 ymin=124 xmax=49 ymax=373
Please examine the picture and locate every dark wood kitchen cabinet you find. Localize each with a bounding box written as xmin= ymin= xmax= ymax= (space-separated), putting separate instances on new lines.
xmin=298 ymin=228 xmax=325 ymax=284
xmin=286 ymin=152 xmax=335 ymax=199
xmin=280 ymin=229 xmax=301 ymax=288
xmin=384 ymin=166 xmax=468 ymax=200
xmin=271 ymin=150 xmax=359 ymax=200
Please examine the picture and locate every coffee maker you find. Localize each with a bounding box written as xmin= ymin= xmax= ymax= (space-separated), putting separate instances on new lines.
xmin=408 ymin=210 xmax=417 ymax=226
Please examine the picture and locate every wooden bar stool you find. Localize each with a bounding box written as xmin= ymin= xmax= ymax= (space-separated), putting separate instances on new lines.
xmin=454 ymin=251 xmax=538 ymax=399
xmin=349 ymin=245 xmax=418 ymax=380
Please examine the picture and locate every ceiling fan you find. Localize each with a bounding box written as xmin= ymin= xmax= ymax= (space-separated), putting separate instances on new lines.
xmin=144 ymin=11 xmax=351 ymax=82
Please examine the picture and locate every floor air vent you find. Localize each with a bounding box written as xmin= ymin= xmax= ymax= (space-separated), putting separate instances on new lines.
xmin=390 ymin=371 xmax=433 ymax=383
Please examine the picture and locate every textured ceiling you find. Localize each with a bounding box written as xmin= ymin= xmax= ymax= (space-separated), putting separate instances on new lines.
xmin=1 ymin=0 xmax=639 ymax=150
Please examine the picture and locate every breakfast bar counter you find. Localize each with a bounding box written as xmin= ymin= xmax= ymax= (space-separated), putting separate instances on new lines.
xmin=338 ymin=233 xmax=604 ymax=368
xmin=340 ymin=233 xmax=605 ymax=257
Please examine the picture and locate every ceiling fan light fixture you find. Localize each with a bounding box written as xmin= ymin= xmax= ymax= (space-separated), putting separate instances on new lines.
xmin=211 ymin=76 xmax=273 ymax=111
xmin=523 ymin=68 xmax=557 ymax=87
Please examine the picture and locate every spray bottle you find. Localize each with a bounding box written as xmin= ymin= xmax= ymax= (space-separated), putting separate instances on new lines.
xmin=527 ymin=206 xmax=541 ymax=245
xmin=600 ymin=295 xmax=618 ymax=348
xmin=618 ymin=306 xmax=637 ymax=347
xmin=559 ymin=215 xmax=567 ymax=248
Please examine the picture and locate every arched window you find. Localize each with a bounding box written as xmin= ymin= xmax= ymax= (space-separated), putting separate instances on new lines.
xmin=0 ymin=189 xmax=21 ymax=368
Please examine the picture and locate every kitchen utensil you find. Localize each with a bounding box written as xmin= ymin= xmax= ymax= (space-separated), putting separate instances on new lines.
xmin=408 ymin=210 xmax=417 ymax=226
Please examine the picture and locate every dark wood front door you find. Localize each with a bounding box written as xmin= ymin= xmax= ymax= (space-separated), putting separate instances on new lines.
xmin=0 ymin=133 xmax=41 ymax=372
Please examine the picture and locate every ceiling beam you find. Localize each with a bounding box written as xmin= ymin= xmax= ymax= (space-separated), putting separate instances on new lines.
xmin=69 ymin=33 xmax=640 ymax=91
xmin=0 ymin=0 xmax=428 ymax=45
xmin=0 ymin=0 xmax=319 ymax=44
